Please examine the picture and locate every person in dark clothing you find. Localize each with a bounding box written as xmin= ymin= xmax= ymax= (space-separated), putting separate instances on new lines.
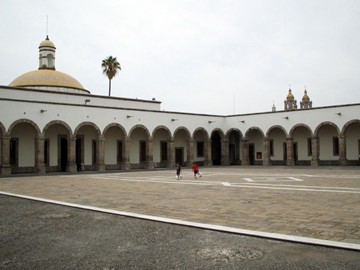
xmin=176 ymin=163 xmax=182 ymax=180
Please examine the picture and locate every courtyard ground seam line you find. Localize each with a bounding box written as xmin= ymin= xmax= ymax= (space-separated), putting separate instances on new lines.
xmin=1 ymin=190 xmax=359 ymax=252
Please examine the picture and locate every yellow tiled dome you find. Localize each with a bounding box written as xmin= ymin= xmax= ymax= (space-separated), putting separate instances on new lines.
xmin=9 ymin=69 xmax=87 ymax=92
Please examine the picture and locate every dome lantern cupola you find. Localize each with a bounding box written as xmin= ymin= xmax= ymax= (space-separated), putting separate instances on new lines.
xmin=39 ymin=35 xmax=56 ymax=70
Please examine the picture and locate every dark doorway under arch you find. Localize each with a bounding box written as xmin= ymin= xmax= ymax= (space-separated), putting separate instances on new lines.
xmin=211 ymin=133 xmax=221 ymax=165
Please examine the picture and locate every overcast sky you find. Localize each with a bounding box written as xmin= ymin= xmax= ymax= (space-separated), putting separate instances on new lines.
xmin=1 ymin=0 xmax=360 ymax=115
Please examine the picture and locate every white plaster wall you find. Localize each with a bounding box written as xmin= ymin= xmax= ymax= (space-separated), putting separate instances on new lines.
xmin=318 ymin=125 xmax=338 ymax=160
xmin=152 ymin=129 xmax=170 ymax=163
xmin=12 ymin=124 xmax=35 ymax=167
xmin=104 ymin=128 xmax=119 ymax=165
xmin=345 ymin=124 xmax=360 ymax=160
xmin=129 ymin=128 xmax=147 ymax=164
xmin=293 ymin=127 xmax=312 ymax=160
xmin=268 ymin=128 xmax=286 ymax=161
xmin=0 ymin=87 xmax=160 ymax=111
xmin=46 ymin=128 xmax=59 ymax=166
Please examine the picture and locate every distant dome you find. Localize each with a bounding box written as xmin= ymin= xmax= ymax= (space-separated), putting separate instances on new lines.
xmin=8 ymin=36 xmax=90 ymax=94
xmin=287 ymin=89 xmax=294 ymax=100
xmin=302 ymin=90 xmax=310 ymax=101
xmin=9 ymin=69 xmax=89 ymax=93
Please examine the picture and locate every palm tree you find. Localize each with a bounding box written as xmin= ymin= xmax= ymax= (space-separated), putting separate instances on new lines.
xmin=101 ymin=56 xmax=121 ymax=96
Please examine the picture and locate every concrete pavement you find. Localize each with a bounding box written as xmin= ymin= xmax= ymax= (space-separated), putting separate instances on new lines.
xmin=1 ymin=166 xmax=360 ymax=250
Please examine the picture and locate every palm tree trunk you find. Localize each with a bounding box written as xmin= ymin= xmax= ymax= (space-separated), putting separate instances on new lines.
xmin=108 ymin=79 xmax=112 ymax=96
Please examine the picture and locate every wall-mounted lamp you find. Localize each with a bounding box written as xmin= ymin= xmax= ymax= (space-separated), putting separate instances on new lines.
xmin=171 ymin=118 xmax=179 ymax=122
xmin=283 ymin=116 xmax=289 ymax=120
xmin=126 ymin=115 xmax=134 ymax=118
xmin=336 ymin=112 xmax=342 ymax=116
xmin=239 ymin=120 xmax=245 ymax=123
xmin=40 ymin=109 xmax=47 ymax=113
xmin=208 ymin=120 xmax=215 ymax=124
xmin=85 ymin=99 xmax=91 ymax=105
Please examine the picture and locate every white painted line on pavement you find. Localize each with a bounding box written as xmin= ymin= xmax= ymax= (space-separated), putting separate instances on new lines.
xmin=222 ymin=182 xmax=231 ymax=186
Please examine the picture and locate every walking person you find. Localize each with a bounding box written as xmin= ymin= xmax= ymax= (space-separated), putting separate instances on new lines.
xmin=192 ymin=162 xmax=202 ymax=179
xmin=176 ymin=163 xmax=182 ymax=180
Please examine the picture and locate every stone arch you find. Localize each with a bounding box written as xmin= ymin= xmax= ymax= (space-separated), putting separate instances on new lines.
xmin=173 ymin=126 xmax=191 ymax=139
xmin=244 ymin=127 xmax=265 ymax=165
xmin=128 ymin=124 xmax=151 ymax=138
xmin=192 ymin=127 xmax=210 ymax=166
xmin=43 ymin=120 xmax=73 ymax=136
xmin=8 ymin=118 xmax=41 ymax=136
xmin=341 ymin=119 xmax=360 ymax=135
xmin=341 ymin=120 xmax=360 ymax=164
xmin=152 ymin=125 xmax=171 ymax=139
xmin=74 ymin=121 xmax=101 ymax=136
xmin=128 ymin=124 xmax=151 ymax=168
xmin=289 ymin=123 xmax=313 ymax=137
xmin=314 ymin=121 xmax=341 ymax=165
xmin=266 ymin=125 xmax=288 ymax=165
xmin=42 ymin=120 xmax=73 ymax=172
xmin=103 ymin=123 xmax=127 ymax=137
xmin=73 ymin=122 xmax=102 ymax=171
xmin=210 ymin=128 xmax=225 ymax=165
xmin=103 ymin=123 xmax=128 ymax=170
xmin=173 ymin=127 xmax=191 ymax=166
xmin=7 ymin=119 xmax=41 ymax=173
xmin=226 ymin=128 xmax=242 ymax=165
xmin=152 ymin=125 xmax=172 ymax=168
xmin=0 ymin=122 xmax=6 ymax=135
xmin=266 ymin=125 xmax=288 ymax=137
xmin=289 ymin=123 xmax=313 ymax=165
xmin=314 ymin=121 xmax=340 ymax=137
xmin=244 ymin=126 xmax=264 ymax=139
xmin=193 ymin=127 xmax=209 ymax=140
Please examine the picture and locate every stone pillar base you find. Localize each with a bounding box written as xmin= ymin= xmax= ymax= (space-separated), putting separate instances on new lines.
xmin=1 ymin=166 xmax=11 ymax=176
xmin=311 ymin=160 xmax=319 ymax=167
xmin=147 ymin=161 xmax=155 ymax=169
xmin=37 ymin=165 xmax=46 ymax=174
xmin=97 ymin=164 xmax=106 ymax=171
xmin=263 ymin=159 xmax=272 ymax=166
xmin=123 ymin=161 xmax=131 ymax=170
xmin=286 ymin=160 xmax=295 ymax=166
xmin=67 ymin=164 xmax=77 ymax=173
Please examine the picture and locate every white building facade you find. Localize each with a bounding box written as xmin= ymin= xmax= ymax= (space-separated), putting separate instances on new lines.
xmin=1 ymin=37 xmax=360 ymax=176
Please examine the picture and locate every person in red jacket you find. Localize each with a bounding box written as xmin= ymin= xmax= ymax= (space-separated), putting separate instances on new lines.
xmin=192 ymin=162 xmax=202 ymax=179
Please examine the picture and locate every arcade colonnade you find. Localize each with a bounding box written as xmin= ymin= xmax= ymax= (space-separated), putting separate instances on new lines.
xmin=1 ymin=119 xmax=360 ymax=175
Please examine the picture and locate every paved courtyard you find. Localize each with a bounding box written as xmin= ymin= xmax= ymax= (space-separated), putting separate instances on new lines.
xmin=1 ymin=166 xmax=360 ymax=250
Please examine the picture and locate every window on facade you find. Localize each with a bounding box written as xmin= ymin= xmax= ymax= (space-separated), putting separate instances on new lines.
xmin=333 ymin=137 xmax=339 ymax=156
xmin=117 ymin=140 xmax=123 ymax=163
xmin=197 ymin=141 xmax=204 ymax=157
xmin=269 ymin=140 xmax=274 ymax=156
xmin=160 ymin=141 xmax=167 ymax=161
xmin=307 ymin=138 xmax=312 ymax=156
